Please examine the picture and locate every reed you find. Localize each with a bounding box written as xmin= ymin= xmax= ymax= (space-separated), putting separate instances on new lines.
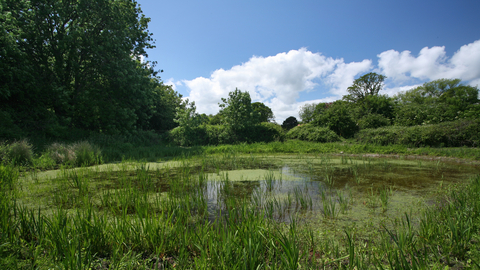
xmin=2 ymin=149 xmax=480 ymax=269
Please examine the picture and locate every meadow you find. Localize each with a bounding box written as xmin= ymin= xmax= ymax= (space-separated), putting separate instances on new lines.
xmin=1 ymin=140 xmax=480 ymax=269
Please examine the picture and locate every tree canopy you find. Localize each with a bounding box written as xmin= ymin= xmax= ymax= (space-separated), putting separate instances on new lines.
xmin=0 ymin=0 xmax=181 ymax=138
xmin=282 ymin=116 xmax=298 ymax=130
xmin=252 ymin=102 xmax=275 ymax=123
xmin=345 ymin=72 xmax=386 ymax=102
xmin=219 ymin=88 xmax=258 ymax=131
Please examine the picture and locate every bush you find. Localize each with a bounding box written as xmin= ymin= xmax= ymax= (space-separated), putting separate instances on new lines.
xmin=313 ymin=101 xmax=358 ymax=138
xmin=355 ymin=119 xmax=480 ymax=147
xmin=168 ymin=126 xmax=207 ymax=146
xmin=358 ymin=113 xmax=391 ymax=129
xmin=8 ymin=140 xmax=34 ymax=166
xmin=47 ymin=142 xmax=77 ymax=165
xmin=249 ymin=122 xmax=284 ymax=143
xmin=204 ymin=124 xmax=230 ymax=145
xmin=72 ymin=141 xmax=102 ymax=166
xmin=170 ymin=123 xmax=285 ymax=146
xmin=286 ymin=124 xmax=341 ymax=143
xmin=282 ymin=116 xmax=299 ymax=130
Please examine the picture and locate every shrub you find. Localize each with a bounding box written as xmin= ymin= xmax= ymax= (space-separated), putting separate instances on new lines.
xmin=282 ymin=116 xmax=298 ymax=130
xmin=313 ymin=101 xmax=358 ymax=138
xmin=168 ymin=126 xmax=207 ymax=146
xmin=286 ymin=124 xmax=341 ymax=143
xmin=249 ymin=122 xmax=285 ymax=143
xmin=8 ymin=140 xmax=34 ymax=166
xmin=357 ymin=113 xmax=391 ymax=129
xmin=72 ymin=141 xmax=102 ymax=166
xmin=204 ymin=124 xmax=228 ymax=145
xmin=355 ymin=119 xmax=480 ymax=147
xmin=47 ymin=142 xmax=76 ymax=165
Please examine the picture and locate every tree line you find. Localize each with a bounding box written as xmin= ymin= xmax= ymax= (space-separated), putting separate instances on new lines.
xmin=0 ymin=0 xmax=182 ymax=140
xmin=1 ymin=1 xmax=478 ymax=147
xmin=297 ymin=73 xmax=479 ymax=139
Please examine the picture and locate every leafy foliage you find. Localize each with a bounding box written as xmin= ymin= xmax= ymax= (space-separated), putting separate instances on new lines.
xmin=282 ymin=116 xmax=299 ymax=130
xmin=355 ymin=119 xmax=480 ymax=147
xmin=0 ymin=0 xmax=180 ymax=137
xmin=394 ymin=79 xmax=479 ymax=126
xmin=252 ymin=102 xmax=275 ymax=123
xmin=220 ymin=89 xmax=259 ymax=132
xmin=298 ymin=103 xmax=317 ymax=123
xmin=345 ymin=72 xmax=386 ymax=102
xmin=357 ymin=113 xmax=391 ymax=129
xmin=313 ymin=101 xmax=358 ymax=138
xmin=170 ymin=100 xmax=205 ymax=146
xmin=286 ymin=124 xmax=341 ymax=143
xmin=251 ymin=122 xmax=284 ymax=143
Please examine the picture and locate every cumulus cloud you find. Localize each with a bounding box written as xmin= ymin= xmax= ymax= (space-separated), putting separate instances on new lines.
xmin=182 ymin=48 xmax=370 ymax=121
xmin=378 ymin=39 xmax=480 ymax=83
xmin=180 ymin=39 xmax=480 ymax=122
xmin=164 ymin=78 xmax=181 ymax=90
xmin=326 ymin=60 xmax=372 ymax=96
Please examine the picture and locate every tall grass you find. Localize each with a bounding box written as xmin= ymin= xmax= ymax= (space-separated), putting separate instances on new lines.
xmin=2 ymin=151 xmax=480 ymax=268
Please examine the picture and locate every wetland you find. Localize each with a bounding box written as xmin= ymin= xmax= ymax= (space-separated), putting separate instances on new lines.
xmin=9 ymin=153 xmax=480 ymax=269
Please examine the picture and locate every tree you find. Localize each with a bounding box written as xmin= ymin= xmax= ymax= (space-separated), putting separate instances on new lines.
xmin=0 ymin=0 xmax=159 ymax=136
xmin=345 ymin=72 xmax=386 ymax=102
xmin=394 ymin=78 xmax=479 ymax=125
xmin=170 ymin=99 xmax=205 ymax=146
xmin=219 ymin=88 xmax=258 ymax=131
xmin=282 ymin=116 xmax=298 ymax=130
xmin=252 ymin=102 xmax=275 ymax=123
xmin=298 ymin=103 xmax=317 ymax=123
xmin=313 ymin=101 xmax=358 ymax=138
xmin=147 ymin=84 xmax=183 ymax=132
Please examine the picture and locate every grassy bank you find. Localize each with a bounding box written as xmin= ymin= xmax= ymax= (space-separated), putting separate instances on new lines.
xmin=2 ymin=139 xmax=479 ymax=175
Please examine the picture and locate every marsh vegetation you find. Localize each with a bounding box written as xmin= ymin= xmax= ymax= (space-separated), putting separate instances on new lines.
xmin=2 ymin=151 xmax=480 ymax=269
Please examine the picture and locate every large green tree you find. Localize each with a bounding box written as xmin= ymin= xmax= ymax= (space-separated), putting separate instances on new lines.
xmin=219 ymin=88 xmax=258 ymax=131
xmin=298 ymin=103 xmax=317 ymax=123
xmin=0 ymin=0 xmax=170 ymax=137
xmin=345 ymin=72 xmax=386 ymax=102
xmin=313 ymin=101 xmax=358 ymax=138
xmin=252 ymin=102 xmax=274 ymax=123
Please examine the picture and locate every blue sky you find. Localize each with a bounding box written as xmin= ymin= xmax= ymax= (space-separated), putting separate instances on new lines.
xmin=137 ymin=0 xmax=480 ymax=122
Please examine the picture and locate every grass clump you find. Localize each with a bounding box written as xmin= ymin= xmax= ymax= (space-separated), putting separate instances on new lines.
xmin=47 ymin=142 xmax=77 ymax=165
xmin=43 ymin=141 xmax=102 ymax=167
xmin=1 ymin=139 xmax=34 ymax=166
xmin=71 ymin=141 xmax=102 ymax=166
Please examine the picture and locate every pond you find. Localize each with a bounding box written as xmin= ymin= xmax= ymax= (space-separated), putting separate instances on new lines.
xmin=23 ymin=154 xmax=480 ymax=229
xmin=195 ymin=155 xmax=480 ymax=228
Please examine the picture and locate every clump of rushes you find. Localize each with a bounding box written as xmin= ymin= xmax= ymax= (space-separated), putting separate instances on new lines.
xmin=379 ymin=186 xmax=392 ymax=212
xmin=7 ymin=139 xmax=34 ymax=166
xmin=47 ymin=142 xmax=77 ymax=165
xmin=72 ymin=141 xmax=102 ymax=166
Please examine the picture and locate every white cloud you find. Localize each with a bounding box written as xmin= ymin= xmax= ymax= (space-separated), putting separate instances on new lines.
xmin=164 ymin=78 xmax=181 ymax=90
xmin=378 ymin=39 xmax=480 ymax=83
xmin=326 ymin=60 xmax=372 ymax=96
xmin=448 ymin=39 xmax=480 ymax=81
xmin=182 ymin=48 xmax=371 ymax=121
xmin=179 ymin=39 xmax=480 ymax=123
